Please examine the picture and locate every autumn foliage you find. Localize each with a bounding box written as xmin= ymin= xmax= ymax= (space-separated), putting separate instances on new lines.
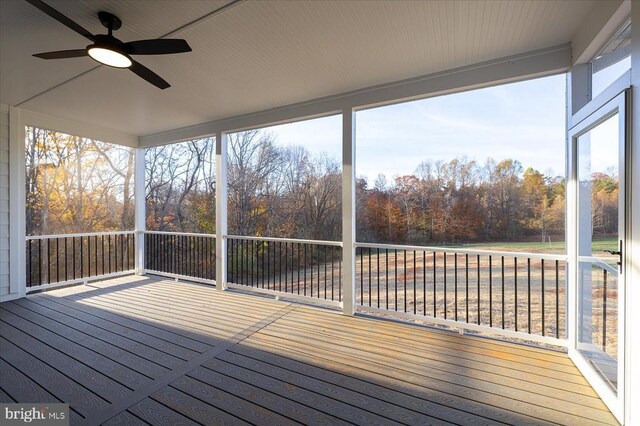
xmin=27 ymin=128 xmax=618 ymax=248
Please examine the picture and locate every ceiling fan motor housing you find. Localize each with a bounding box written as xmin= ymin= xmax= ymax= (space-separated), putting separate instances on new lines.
xmin=98 ymin=11 xmax=122 ymax=32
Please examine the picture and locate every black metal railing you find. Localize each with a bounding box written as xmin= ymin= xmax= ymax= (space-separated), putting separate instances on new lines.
xmin=226 ymin=236 xmax=343 ymax=302
xmin=26 ymin=232 xmax=136 ymax=288
xmin=144 ymin=232 xmax=216 ymax=281
xmin=355 ymin=243 xmax=567 ymax=339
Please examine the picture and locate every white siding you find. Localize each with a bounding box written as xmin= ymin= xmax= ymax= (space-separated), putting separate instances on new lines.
xmin=0 ymin=104 xmax=8 ymax=297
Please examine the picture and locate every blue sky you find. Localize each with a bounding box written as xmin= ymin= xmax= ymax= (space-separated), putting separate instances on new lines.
xmin=264 ymin=74 xmax=567 ymax=184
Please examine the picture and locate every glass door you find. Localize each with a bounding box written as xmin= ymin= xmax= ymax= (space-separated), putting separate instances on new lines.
xmin=569 ymin=91 xmax=626 ymax=420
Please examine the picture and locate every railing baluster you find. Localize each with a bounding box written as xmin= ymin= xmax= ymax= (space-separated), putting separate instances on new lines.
xmin=108 ymin=235 xmax=111 ymax=274
xmin=324 ymin=246 xmax=327 ymax=300
xmin=556 ymin=260 xmax=560 ymax=339
xmin=80 ymin=237 xmax=85 ymax=279
xmin=454 ymin=253 xmax=458 ymax=321
xmin=394 ymin=249 xmax=398 ymax=311
xmin=285 ymin=242 xmax=289 ymax=293
xmin=89 ymin=236 xmax=94 ymax=277
xmin=102 ymin=235 xmax=105 ymax=274
xmin=514 ymin=257 xmax=518 ymax=332
xmin=47 ymin=238 xmax=51 ymax=284
xmin=113 ymin=235 xmax=117 ymax=274
xmin=403 ymin=250 xmax=407 ymax=313
xmin=385 ymin=250 xmax=389 ymax=310
xmin=413 ymin=250 xmax=416 ymax=314
xmin=304 ymin=244 xmax=308 ymax=296
xmin=95 ymin=236 xmax=98 ymax=276
xmin=527 ymin=258 xmax=531 ymax=334
xmin=603 ymin=269 xmax=607 ymax=352
xmin=541 ymin=259 xmax=545 ymax=336
xmin=56 ymin=238 xmax=60 ymax=283
xmin=121 ymin=233 xmax=125 ymax=272
xmin=332 ymin=246 xmax=336 ymax=301
xmin=279 ymin=242 xmax=283 ymax=292
xmin=489 ymin=255 xmax=492 ymax=328
xmin=423 ymin=251 xmax=426 ymax=316
xmin=501 ymin=256 xmax=504 ymax=329
xmin=297 ymin=242 xmax=301 ymax=294
xmin=360 ymin=247 xmax=364 ymax=305
xmin=433 ymin=251 xmax=436 ymax=317
xmin=71 ymin=237 xmax=75 ymax=280
xmin=443 ymin=252 xmax=447 ymax=320
xmin=369 ymin=248 xmax=372 ymax=307
xmin=377 ymin=248 xmax=381 ymax=308
xmin=465 ymin=254 xmax=469 ymax=323
xmin=317 ymin=245 xmax=321 ymax=298
xmin=477 ymin=255 xmax=480 ymax=325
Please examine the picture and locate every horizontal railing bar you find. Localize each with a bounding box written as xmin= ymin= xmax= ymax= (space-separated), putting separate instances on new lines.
xmin=26 ymin=270 xmax=136 ymax=293
xmin=355 ymin=242 xmax=567 ymax=261
xmin=26 ymin=231 xmax=135 ymax=240
xmin=357 ymin=306 xmax=568 ymax=348
xmin=226 ymin=283 xmax=343 ymax=308
xmin=143 ymin=230 xmax=216 ymax=238
xmin=226 ymin=235 xmax=342 ymax=247
xmin=144 ymin=270 xmax=217 ymax=286
xmin=578 ymin=256 xmax=618 ymax=275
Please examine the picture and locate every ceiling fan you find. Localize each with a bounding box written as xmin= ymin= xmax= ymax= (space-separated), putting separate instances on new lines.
xmin=26 ymin=0 xmax=192 ymax=89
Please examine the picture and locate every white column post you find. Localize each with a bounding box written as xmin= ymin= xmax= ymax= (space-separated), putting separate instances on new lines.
xmin=565 ymin=63 xmax=592 ymax=363
xmin=8 ymin=106 xmax=26 ymax=300
xmin=215 ymin=132 xmax=228 ymax=291
xmin=134 ymin=147 xmax=145 ymax=274
xmin=342 ymin=108 xmax=356 ymax=315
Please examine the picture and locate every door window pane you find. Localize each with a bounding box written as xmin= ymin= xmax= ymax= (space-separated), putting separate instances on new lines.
xmin=577 ymin=113 xmax=620 ymax=393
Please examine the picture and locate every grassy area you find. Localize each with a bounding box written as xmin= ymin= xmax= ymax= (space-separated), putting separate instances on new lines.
xmin=459 ymin=236 xmax=617 ymax=254
xmin=461 ymin=240 xmax=566 ymax=254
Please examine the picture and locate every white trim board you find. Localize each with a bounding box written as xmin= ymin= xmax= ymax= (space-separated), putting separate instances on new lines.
xmin=19 ymin=108 xmax=138 ymax=148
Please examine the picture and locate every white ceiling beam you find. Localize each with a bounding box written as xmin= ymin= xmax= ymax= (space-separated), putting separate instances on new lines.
xmin=139 ymin=43 xmax=571 ymax=147
xmin=572 ymin=0 xmax=629 ymax=65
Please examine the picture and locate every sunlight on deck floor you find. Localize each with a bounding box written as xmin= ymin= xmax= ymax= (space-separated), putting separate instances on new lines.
xmin=0 ymin=275 xmax=618 ymax=425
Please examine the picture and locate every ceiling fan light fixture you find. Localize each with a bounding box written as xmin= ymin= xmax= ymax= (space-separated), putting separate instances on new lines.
xmin=86 ymin=43 xmax=132 ymax=68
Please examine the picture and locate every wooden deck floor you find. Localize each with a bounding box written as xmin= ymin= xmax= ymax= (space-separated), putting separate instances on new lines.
xmin=0 ymin=275 xmax=617 ymax=425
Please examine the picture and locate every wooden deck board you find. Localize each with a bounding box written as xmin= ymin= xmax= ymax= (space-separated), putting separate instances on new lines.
xmin=266 ymin=318 xmax=598 ymax=404
xmin=27 ymin=296 xmax=201 ymax=361
xmin=0 ymin=302 xmax=170 ymax=379
xmin=127 ymin=398 xmax=198 ymax=426
xmin=35 ymin=293 xmax=213 ymax=353
xmin=0 ymin=308 xmax=151 ymax=390
xmin=0 ymin=337 xmax=110 ymax=419
xmin=101 ymin=411 xmax=148 ymax=426
xmin=0 ymin=275 xmax=619 ymax=425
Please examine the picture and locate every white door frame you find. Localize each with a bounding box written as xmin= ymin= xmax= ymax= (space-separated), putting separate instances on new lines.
xmin=567 ymin=90 xmax=628 ymax=422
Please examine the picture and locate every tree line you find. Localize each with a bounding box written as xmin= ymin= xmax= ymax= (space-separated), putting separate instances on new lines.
xmin=27 ymin=128 xmax=618 ymax=248
xmin=358 ymin=158 xmax=567 ymax=245
xmin=25 ymin=127 xmax=134 ymax=236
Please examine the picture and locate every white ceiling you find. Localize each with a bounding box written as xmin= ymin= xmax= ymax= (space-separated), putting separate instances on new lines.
xmin=1 ymin=0 xmax=597 ymax=138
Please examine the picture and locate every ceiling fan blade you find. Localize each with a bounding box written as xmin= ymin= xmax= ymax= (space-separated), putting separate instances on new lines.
xmin=33 ymin=49 xmax=88 ymax=60
xmin=123 ymin=39 xmax=192 ymax=55
xmin=24 ymin=0 xmax=95 ymax=42
xmin=130 ymin=60 xmax=170 ymax=89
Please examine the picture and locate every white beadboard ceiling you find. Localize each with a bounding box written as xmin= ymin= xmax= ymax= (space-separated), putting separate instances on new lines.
xmin=1 ymin=0 xmax=597 ymax=137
